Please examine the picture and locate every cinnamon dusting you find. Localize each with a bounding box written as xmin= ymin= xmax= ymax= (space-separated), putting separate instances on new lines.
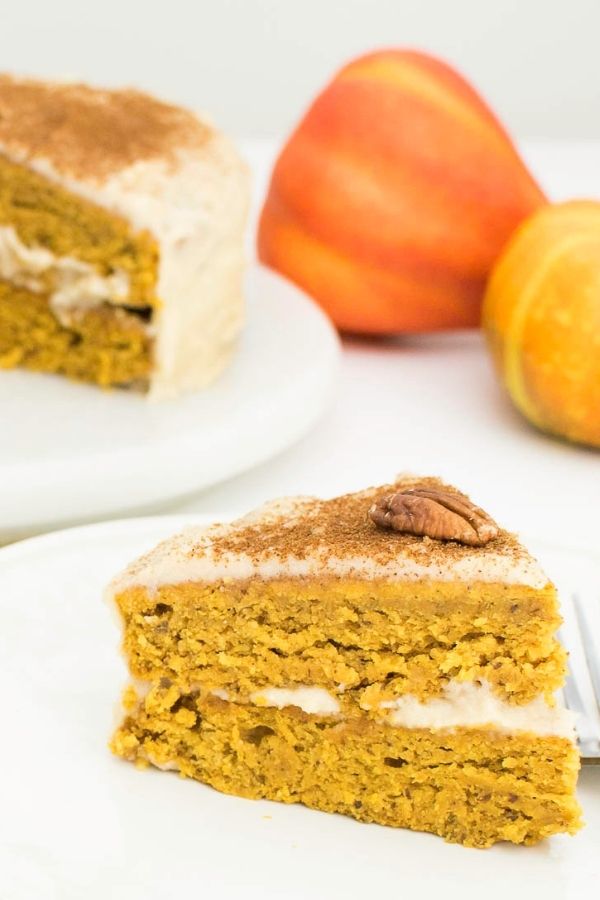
xmin=199 ymin=477 xmax=520 ymax=570
xmin=0 ymin=74 xmax=213 ymax=181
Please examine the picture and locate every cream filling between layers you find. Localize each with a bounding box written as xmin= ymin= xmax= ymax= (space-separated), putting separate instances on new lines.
xmin=0 ymin=224 xmax=130 ymax=326
xmin=132 ymin=679 xmax=575 ymax=739
xmin=374 ymin=680 xmax=576 ymax=738
xmin=250 ymin=686 xmax=342 ymax=716
xmin=1 ymin=140 xmax=249 ymax=399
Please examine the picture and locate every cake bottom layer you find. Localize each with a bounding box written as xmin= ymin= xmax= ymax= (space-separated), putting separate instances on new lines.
xmin=0 ymin=280 xmax=152 ymax=387
xmin=111 ymin=685 xmax=582 ymax=848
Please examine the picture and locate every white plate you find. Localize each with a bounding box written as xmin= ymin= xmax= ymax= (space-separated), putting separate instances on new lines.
xmin=0 ymin=264 xmax=340 ymax=539
xmin=0 ymin=516 xmax=598 ymax=900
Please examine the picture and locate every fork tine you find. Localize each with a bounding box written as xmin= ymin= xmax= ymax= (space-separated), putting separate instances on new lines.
xmin=559 ymin=625 xmax=599 ymax=754
xmin=572 ymin=593 xmax=600 ymax=712
xmin=560 ymin=629 xmax=590 ymax=719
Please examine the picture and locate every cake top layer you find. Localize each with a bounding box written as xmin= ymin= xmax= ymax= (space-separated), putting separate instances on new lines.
xmin=110 ymin=477 xmax=549 ymax=593
xmin=0 ymin=75 xmax=213 ymax=181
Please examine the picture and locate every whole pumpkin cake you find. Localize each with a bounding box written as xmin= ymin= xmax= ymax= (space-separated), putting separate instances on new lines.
xmin=107 ymin=476 xmax=581 ymax=847
xmin=0 ymin=75 xmax=249 ymax=397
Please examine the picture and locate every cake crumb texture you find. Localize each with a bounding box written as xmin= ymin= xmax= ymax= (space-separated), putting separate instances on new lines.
xmin=115 ymin=578 xmax=565 ymax=705
xmin=0 ymin=281 xmax=152 ymax=386
xmin=0 ymin=153 xmax=159 ymax=386
xmin=111 ymin=686 xmax=582 ymax=848
xmin=0 ymin=153 xmax=159 ymax=307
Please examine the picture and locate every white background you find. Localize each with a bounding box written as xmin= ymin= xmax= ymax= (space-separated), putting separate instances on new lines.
xmin=1 ymin=0 xmax=600 ymax=139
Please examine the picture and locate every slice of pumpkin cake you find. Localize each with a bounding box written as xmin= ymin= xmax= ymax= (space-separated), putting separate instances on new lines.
xmin=0 ymin=74 xmax=248 ymax=397
xmin=107 ymin=476 xmax=581 ymax=847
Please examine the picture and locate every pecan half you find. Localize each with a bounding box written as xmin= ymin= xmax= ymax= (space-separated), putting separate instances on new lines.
xmin=368 ymin=487 xmax=499 ymax=546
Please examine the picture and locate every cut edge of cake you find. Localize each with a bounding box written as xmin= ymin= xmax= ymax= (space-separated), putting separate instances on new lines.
xmin=0 ymin=74 xmax=249 ymax=397
xmin=107 ymin=476 xmax=582 ymax=847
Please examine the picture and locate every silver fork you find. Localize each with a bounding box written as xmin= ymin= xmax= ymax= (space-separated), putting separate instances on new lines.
xmin=560 ymin=593 xmax=600 ymax=764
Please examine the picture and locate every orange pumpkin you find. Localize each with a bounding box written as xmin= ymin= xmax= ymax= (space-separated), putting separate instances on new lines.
xmin=483 ymin=200 xmax=600 ymax=449
xmin=258 ymin=49 xmax=546 ymax=333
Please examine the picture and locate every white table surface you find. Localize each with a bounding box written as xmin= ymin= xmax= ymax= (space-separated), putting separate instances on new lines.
xmin=159 ymin=138 xmax=600 ymax=554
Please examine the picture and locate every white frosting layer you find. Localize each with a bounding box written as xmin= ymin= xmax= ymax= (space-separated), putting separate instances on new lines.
xmin=131 ymin=678 xmax=574 ymax=738
xmin=250 ymin=686 xmax=341 ymax=716
xmin=250 ymin=680 xmax=574 ymax=738
xmin=108 ymin=495 xmax=548 ymax=593
xmin=378 ymin=680 xmax=576 ymax=739
xmin=1 ymin=129 xmax=249 ymax=398
xmin=0 ymin=224 xmax=129 ymax=326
